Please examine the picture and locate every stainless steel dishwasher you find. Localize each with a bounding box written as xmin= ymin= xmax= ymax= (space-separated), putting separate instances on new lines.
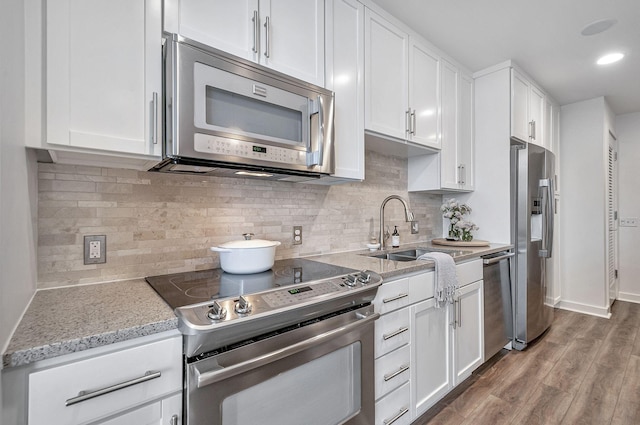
xmin=482 ymin=251 xmax=514 ymax=360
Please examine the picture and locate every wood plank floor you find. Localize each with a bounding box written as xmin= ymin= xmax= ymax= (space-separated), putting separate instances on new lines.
xmin=414 ymin=301 xmax=640 ymax=425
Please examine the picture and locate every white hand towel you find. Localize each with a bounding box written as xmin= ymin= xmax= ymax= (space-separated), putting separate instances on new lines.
xmin=417 ymin=252 xmax=458 ymax=308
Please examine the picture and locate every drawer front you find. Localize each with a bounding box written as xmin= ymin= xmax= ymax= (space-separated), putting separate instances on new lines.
xmin=28 ymin=335 xmax=182 ymax=425
xmin=375 ymin=381 xmax=411 ymax=425
xmin=375 ymin=307 xmax=410 ymax=359
xmin=375 ymin=344 xmax=410 ymax=400
xmin=373 ymin=278 xmax=410 ymax=315
xmin=457 ymin=259 xmax=482 ymax=287
xmin=408 ymin=271 xmax=434 ymax=304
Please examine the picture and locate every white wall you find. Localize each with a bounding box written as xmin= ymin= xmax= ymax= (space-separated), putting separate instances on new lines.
xmin=616 ymin=112 xmax=640 ymax=302
xmin=0 ymin=0 xmax=39 ymax=355
xmin=558 ymin=97 xmax=610 ymax=317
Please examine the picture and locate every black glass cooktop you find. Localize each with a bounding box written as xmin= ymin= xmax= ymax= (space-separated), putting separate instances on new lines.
xmin=146 ymin=258 xmax=358 ymax=310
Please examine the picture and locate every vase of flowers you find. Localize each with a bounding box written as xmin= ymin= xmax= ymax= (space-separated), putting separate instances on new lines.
xmin=441 ymin=199 xmax=479 ymax=241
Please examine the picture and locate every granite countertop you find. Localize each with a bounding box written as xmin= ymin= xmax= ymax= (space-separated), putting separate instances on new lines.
xmin=3 ymin=241 xmax=511 ymax=369
xmin=309 ymin=241 xmax=512 ymax=280
xmin=2 ymin=279 xmax=177 ymax=368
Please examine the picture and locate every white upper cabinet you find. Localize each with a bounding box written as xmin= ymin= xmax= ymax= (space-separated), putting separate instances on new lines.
xmin=409 ymin=40 xmax=440 ymax=148
xmin=364 ymin=9 xmax=440 ymax=150
xmin=364 ymin=8 xmax=408 ymax=141
xmin=323 ymin=0 xmax=365 ymax=181
xmin=440 ymin=60 xmax=459 ymax=188
xmin=511 ymin=67 xmax=545 ymax=147
xmin=174 ymin=0 xmax=325 ymax=86
xmin=46 ymin=0 xmax=162 ymax=156
xmin=408 ymin=61 xmax=474 ymax=193
xmin=457 ymin=73 xmax=475 ymax=190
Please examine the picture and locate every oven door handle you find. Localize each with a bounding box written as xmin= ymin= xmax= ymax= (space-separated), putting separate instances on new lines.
xmin=195 ymin=311 xmax=380 ymax=388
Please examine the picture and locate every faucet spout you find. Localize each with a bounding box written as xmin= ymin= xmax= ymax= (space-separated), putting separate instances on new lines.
xmin=379 ymin=195 xmax=414 ymax=250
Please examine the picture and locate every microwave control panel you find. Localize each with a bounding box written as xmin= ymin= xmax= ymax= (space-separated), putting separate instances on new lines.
xmin=194 ymin=133 xmax=307 ymax=166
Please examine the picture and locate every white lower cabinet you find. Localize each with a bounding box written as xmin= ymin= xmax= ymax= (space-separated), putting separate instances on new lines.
xmin=26 ymin=332 xmax=182 ymax=425
xmin=410 ymin=297 xmax=452 ymax=417
xmin=373 ymin=260 xmax=483 ymax=422
xmin=453 ymin=279 xmax=484 ymax=385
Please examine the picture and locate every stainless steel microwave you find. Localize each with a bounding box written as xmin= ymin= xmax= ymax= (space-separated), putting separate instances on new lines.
xmin=150 ymin=34 xmax=335 ymax=182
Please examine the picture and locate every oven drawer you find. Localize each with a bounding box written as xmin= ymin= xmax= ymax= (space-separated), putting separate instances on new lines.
xmin=375 ymin=307 xmax=410 ymax=359
xmin=373 ymin=277 xmax=410 ymax=315
xmin=375 ymin=344 xmax=410 ymax=400
xmin=375 ymin=381 xmax=411 ymax=425
xmin=28 ymin=335 xmax=182 ymax=425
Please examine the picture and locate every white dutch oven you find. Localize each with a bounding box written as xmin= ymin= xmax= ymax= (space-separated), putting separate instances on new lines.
xmin=210 ymin=234 xmax=281 ymax=274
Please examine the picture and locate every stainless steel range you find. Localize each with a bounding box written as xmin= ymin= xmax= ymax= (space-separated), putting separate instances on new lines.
xmin=146 ymin=258 xmax=382 ymax=425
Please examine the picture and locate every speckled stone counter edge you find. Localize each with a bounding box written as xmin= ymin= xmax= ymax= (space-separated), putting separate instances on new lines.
xmin=2 ymin=279 xmax=178 ymax=369
xmin=3 ymin=242 xmax=511 ymax=369
xmin=3 ymin=318 xmax=178 ymax=368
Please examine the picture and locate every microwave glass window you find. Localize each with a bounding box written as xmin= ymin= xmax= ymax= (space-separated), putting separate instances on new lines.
xmin=206 ymin=86 xmax=303 ymax=145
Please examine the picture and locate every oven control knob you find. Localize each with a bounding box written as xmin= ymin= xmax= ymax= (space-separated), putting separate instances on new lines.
xmin=235 ymin=295 xmax=252 ymax=315
xmin=207 ymin=301 xmax=227 ymax=321
xmin=357 ymin=271 xmax=371 ymax=284
xmin=344 ymin=274 xmax=358 ymax=287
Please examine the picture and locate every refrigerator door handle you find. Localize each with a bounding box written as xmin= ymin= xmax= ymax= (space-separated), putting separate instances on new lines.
xmin=539 ymin=178 xmax=554 ymax=258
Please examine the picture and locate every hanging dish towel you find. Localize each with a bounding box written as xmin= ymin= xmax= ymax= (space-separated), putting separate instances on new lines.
xmin=417 ymin=252 xmax=458 ymax=308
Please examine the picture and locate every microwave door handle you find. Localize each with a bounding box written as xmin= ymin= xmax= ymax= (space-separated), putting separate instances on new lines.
xmin=317 ymin=95 xmax=324 ymax=165
xmin=307 ymin=96 xmax=324 ymax=167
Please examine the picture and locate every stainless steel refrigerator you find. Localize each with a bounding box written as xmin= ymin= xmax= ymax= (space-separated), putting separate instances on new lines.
xmin=510 ymin=140 xmax=555 ymax=350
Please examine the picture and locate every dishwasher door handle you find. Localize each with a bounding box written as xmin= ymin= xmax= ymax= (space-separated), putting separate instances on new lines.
xmin=482 ymin=252 xmax=514 ymax=265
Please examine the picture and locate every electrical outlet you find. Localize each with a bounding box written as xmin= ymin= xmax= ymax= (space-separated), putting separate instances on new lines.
xmin=411 ymin=221 xmax=419 ymax=234
xmin=620 ymin=218 xmax=638 ymax=227
xmin=84 ymin=235 xmax=106 ymax=264
xmin=293 ymin=226 xmax=303 ymax=245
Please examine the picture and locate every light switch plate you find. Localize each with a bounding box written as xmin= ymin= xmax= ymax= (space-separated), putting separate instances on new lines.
xmin=84 ymin=235 xmax=107 ymax=264
xmin=411 ymin=221 xmax=419 ymax=234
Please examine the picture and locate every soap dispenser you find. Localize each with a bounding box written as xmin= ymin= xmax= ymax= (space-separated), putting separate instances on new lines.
xmin=391 ymin=226 xmax=400 ymax=248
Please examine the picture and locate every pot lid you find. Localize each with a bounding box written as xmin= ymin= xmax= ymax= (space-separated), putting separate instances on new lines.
xmin=216 ymin=239 xmax=281 ymax=249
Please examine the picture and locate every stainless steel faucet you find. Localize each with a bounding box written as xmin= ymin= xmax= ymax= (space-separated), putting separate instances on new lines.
xmin=379 ymin=195 xmax=414 ymax=250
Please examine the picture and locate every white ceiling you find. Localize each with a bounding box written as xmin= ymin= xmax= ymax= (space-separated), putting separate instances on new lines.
xmin=370 ymin=0 xmax=640 ymax=115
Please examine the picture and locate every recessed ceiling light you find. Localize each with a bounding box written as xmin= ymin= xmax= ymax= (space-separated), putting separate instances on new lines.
xmin=597 ymin=53 xmax=625 ymax=65
xmin=581 ymin=18 xmax=618 ymax=36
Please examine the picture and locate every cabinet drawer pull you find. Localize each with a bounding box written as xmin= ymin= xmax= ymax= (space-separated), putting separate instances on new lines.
xmin=65 ymin=370 xmax=161 ymax=406
xmin=382 ymin=327 xmax=409 ymax=341
xmin=264 ymin=16 xmax=271 ymax=58
xmin=252 ymin=10 xmax=259 ymax=53
xmin=382 ymin=293 xmax=408 ymax=304
xmin=383 ymin=407 xmax=409 ymax=425
xmin=383 ymin=364 xmax=409 ymax=381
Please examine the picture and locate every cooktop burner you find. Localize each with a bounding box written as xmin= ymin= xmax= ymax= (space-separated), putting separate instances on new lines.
xmin=146 ymin=258 xmax=358 ymax=310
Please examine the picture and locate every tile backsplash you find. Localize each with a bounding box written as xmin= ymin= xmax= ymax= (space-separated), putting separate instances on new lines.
xmin=37 ymin=151 xmax=442 ymax=288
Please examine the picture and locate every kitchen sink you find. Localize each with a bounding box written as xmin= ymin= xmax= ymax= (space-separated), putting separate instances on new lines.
xmin=368 ymin=252 xmax=417 ymax=262
xmin=364 ymin=247 xmax=474 ymax=261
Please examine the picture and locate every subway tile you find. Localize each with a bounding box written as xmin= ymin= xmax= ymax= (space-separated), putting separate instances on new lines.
xmin=37 ymin=153 xmax=444 ymax=288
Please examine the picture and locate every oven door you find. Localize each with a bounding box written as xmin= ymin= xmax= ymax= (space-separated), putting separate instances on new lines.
xmin=186 ymin=305 xmax=379 ymax=425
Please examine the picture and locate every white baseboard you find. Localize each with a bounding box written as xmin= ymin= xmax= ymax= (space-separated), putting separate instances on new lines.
xmin=555 ymin=300 xmax=611 ymax=318
xmin=617 ymin=292 xmax=640 ymax=304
